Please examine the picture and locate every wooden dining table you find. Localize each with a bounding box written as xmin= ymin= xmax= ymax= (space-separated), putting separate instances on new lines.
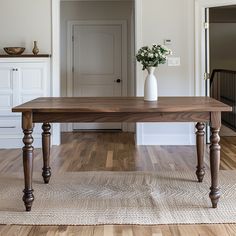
xmin=12 ymin=96 xmax=232 ymax=211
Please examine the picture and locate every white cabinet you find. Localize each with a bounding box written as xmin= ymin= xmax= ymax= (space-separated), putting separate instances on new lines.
xmin=0 ymin=57 xmax=51 ymax=148
xmin=0 ymin=64 xmax=18 ymax=116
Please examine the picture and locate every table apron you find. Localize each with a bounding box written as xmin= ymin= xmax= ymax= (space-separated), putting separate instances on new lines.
xmin=32 ymin=112 xmax=210 ymax=123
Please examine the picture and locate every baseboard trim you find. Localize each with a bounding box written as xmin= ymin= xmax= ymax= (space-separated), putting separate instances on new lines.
xmin=0 ymin=136 xmax=42 ymax=149
xmin=135 ymin=123 xmax=196 ymax=146
xmin=138 ymin=134 xmax=196 ymax=145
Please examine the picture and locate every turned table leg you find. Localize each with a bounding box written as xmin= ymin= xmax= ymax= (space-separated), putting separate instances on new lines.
xmin=42 ymin=123 xmax=51 ymax=184
xmin=22 ymin=112 xmax=34 ymax=211
xmin=195 ymin=122 xmax=205 ymax=182
xmin=209 ymin=112 xmax=221 ymax=208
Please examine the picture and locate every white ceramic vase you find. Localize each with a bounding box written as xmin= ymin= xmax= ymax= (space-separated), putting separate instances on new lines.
xmin=144 ymin=67 xmax=158 ymax=101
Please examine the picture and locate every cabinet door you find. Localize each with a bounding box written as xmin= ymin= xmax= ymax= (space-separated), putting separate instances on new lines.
xmin=17 ymin=62 xmax=49 ymax=104
xmin=0 ymin=64 xmax=18 ymax=115
xmin=0 ymin=60 xmax=51 ymax=148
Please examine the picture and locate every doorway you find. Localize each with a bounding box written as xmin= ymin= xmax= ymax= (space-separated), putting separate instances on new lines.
xmin=195 ymin=0 xmax=236 ymax=143
xmin=206 ymin=6 xmax=236 ymax=138
xmin=69 ymin=21 xmax=126 ymax=130
xmin=60 ymin=0 xmax=135 ymax=132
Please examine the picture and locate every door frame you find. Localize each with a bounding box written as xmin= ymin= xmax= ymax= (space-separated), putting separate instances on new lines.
xmin=50 ymin=0 xmax=61 ymax=145
xmin=66 ymin=20 xmax=128 ymax=132
xmin=195 ymin=0 xmax=236 ymax=96
xmin=67 ymin=20 xmax=128 ymax=98
xmin=52 ymin=0 xmax=142 ymax=136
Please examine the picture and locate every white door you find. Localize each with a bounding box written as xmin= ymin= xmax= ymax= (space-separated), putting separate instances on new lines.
xmin=72 ymin=23 xmax=123 ymax=130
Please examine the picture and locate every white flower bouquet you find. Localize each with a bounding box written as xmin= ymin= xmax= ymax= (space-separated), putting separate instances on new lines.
xmin=136 ymin=44 xmax=172 ymax=70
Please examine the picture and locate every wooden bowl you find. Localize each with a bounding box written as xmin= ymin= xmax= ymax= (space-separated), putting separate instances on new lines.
xmin=4 ymin=47 xmax=25 ymax=55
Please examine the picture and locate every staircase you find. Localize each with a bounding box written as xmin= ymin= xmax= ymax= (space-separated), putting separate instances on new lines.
xmin=210 ymin=69 xmax=236 ymax=131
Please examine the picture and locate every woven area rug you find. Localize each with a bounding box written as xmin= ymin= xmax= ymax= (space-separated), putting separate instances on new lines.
xmin=0 ymin=171 xmax=236 ymax=225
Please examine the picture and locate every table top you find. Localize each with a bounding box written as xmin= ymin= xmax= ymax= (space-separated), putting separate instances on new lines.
xmin=12 ymin=97 xmax=232 ymax=113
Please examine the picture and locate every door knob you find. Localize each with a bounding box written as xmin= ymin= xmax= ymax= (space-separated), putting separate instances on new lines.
xmin=115 ymin=79 xmax=122 ymax=83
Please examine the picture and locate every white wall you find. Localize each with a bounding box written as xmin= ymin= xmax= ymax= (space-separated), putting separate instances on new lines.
xmin=0 ymin=0 xmax=197 ymax=145
xmin=60 ymin=1 xmax=134 ymax=97
xmin=0 ymin=0 xmax=51 ymax=54
xmin=136 ymin=0 xmax=196 ymax=145
xmin=141 ymin=0 xmax=194 ymax=97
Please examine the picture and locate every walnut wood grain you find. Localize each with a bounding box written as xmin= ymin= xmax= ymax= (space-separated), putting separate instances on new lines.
xmin=196 ymin=122 xmax=205 ymax=183
xmin=12 ymin=97 xmax=232 ymax=113
xmin=42 ymin=123 xmax=51 ymax=184
xmin=22 ymin=112 xmax=34 ymax=211
xmin=209 ymin=112 xmax=221 ymax=208
xmin=0 ymin=54 xmax=50 ymax=58
xmin=33 ymin=112 xmax=210 ymax=123
xmin=11 ymin=97 xmax=232 ymax=211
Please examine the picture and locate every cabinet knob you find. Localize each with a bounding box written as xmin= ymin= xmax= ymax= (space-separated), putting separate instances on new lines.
xmin=12 ymin=68 xmax=18 ymax=71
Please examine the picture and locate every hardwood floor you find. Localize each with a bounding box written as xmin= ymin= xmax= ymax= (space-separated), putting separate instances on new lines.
xmin=0 ymin=132 xmax=236 ymax=236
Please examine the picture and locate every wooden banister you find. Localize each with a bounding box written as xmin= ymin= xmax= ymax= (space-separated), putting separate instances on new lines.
xmin=210 ymin=69 xmax=236 ymax=85
xmin=210 ymin=69 xmax=236 ymax=132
